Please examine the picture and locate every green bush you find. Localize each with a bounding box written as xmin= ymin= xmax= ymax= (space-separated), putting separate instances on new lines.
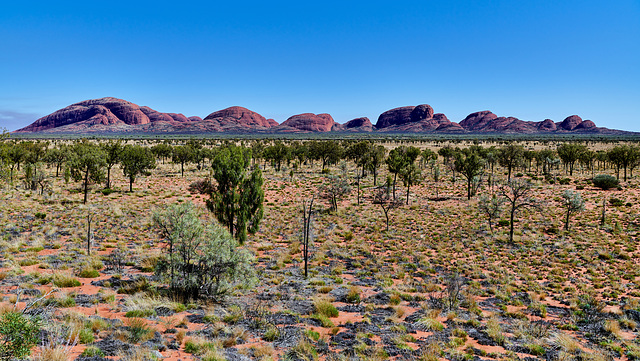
xmin=77 ymin=267 xmax=100 ymax=278
xmin=592 ymin=174 xmax=619 ymax=190
xmin=53 ymin=274 xmax=81 ymax=287
xmin=153 ymin=202 xmax=257 ymax=302
xmin=0 ymin=311 xmax=40 ymax=359
xmin=81 ymin=346 xmax=105 ymax=357
xmin=609 ymin=198 xmax=625 ymax=207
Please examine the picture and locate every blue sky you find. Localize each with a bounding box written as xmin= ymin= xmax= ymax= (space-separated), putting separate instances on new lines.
xmin=1 ymin=0 xmax=639 ymax=132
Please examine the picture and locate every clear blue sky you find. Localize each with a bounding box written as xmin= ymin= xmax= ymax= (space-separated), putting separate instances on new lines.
xmin=1 ymin=0 xmax=639 ymax=131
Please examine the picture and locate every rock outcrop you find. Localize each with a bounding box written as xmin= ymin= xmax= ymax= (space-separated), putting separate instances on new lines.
xmin=375 ymin=104 xmax=461 ymax=132
xmin=559 ymin=115 xmax=583 ymax=130
xmin=342 ymin=117 xmax=373 ymax=132
xmin=18 ymin=97 xmax=156 ymax=132
xmin=278 ymin=113 xmax=337 ymax=132
xmin=16 ymin=97 xmax=617 ymax=135
xmin=203 ymin=106 xmax=278 ymax=129
xmin=538 ymin=119 xmax=557 ymax=132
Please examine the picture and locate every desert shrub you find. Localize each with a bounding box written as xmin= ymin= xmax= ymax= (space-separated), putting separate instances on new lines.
xmin=80 ymin=346 xmax=104 ymax=357
xmin=126 ymin=317 xmax=153 ymax=343
xmin=497 ymin=220 xmax=510 ymax=227
xmin=125 ymin=309 xmax=155 ymax=318
xmin=609 ymin=198 xmax=625 ymax=207
xmin=286 ymin=338 xmax=318 ymax=361
xmin=558 ymin=178 xmax=571 ymax=185
xmin=314 ymin=299 xmax=338 ymax=318
xmin=100 ymin=188 xmax=115 ymax=196
xmin=77 ymin=267 xmax=100 ymax=278
xmin=262 ymin=325 xmax=280 ymax=341
xmin=346 ymin=286 xmax=361 ymax=304
xmin=0 ymin=311 xmax=40 ymax=360
xmin=153 ymin=202 xmax=256 ymax=302
xmin=592 ymin=174 xmax=619 ymax=190
xmin=53 ymin=274 xmax=81 ymax=288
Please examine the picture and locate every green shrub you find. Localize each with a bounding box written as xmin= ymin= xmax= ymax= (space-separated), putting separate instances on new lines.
xmin=262 ymin=325 xmax=280 ymax=341
xmin=0 ymin=311 xmax=40 ymax=359
xmin=593 ymin=174 xmax=619 ymax=190
xmin=78 ymin=328 xmax=95 ymax=344
xmin=609 ymin=198 xmax=625 ymax=207
xmin=77 ymin=267 xmax=100 ymax=278
xmin=125 ymin=309 xmax=156 ymax=318
xmin=314 ymin=299 xmax=338 ymax=318
xmin=81 ymin=346 xmax=105 ymax=357
xmin=497 ymin=220 xmax=510 ymax=227
xmin=53 ymin=274 xmax=81 ymax=288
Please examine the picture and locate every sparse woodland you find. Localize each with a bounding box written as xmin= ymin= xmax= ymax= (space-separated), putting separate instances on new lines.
xmin=1 ymin=135 xmax=640 ymax=361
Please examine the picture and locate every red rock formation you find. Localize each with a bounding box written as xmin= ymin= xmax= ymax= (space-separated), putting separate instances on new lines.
xmin=376 ymin=104 xmax=436 ymax=129
xmin=459 ymin=111 xmax=499 ymax=131
xmin=575 ymin=120 xmax=596 ymax=130
xmin=538 ymin=119 xmax=557 ymax=131
xmin=279 ymin=113 xmax=336 ymax=132
xmin=203 ymin=106 xmax=277 ymax=128
xmin=559 ymin=115 xmax=583 ymax=130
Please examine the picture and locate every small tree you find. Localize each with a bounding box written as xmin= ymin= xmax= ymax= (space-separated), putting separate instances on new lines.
xmin=561 ymin=190 xmax=585 ymax=231
xmin=320 ymin=175 xmax=351 ymax=212
xmin=499 ymin=179 xmax=539 ymax=243
xmin=454 ymin=150 xmax=485 ymax=200
xmin=172 ymin=145 xmax=194 ymax=177
xmin=557 ymin=143 xmax=587 ymax=176
xmin=373 ymin=185 xmax=403 ymax=231
xmin=101 ymin=140 xmax=123 ymax=189
xmin=207 ymin=145 xmax=264 ymax=245
xmin=478 ymin=194 xmax=503 ymax=234
xmin=67 ymin=142 xmax=106 ymax=204
xmin=120 ymin=145 xmax=156 ymax=192
xmin=498 ymin=144 xmax=524 ymax=181
xmin=399 ymin=163 xmax=422 ymax=204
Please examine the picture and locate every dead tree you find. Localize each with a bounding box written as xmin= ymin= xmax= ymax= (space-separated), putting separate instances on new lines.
xmin=302 ymin=197 xmax=314 ymax=278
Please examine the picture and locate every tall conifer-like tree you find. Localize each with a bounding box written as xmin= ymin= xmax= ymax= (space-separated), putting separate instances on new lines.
xmin=207 ymin=145 xmax=264 ymax=244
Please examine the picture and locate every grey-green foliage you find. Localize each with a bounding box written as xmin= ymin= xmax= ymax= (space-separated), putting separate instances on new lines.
xmin=320 ymin=175 xmax=351 ymax=212
xmin=153 ymin=202 xmax=256 ymax=302
xmin=592 ymin=174 xmax=619 ymax=190
xmin=562 ymin=190 xmax=585 ymax=231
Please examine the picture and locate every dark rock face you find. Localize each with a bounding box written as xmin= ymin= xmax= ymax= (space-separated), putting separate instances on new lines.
xmin=410 ymin=104 xmax=435 ymax=122
xmin=339 ymin=117 xmax=373 ymax=132
xmin=575 ymin=119 xmax=596 ymax=130
xmin=538 ymin=119 xmax=557 ymax=131
xmin=375 ymin=106 xmax=416 ymax=129
xmin=344 ymin=117 xmax=372 ymax=129
xmin=375 ymin=104 xmax=458 ymax=132
xmin=560 ymin=115 xmax=583 ymax=130
xmin=459 ymin=111 xmax=499 ymax=131
xmin=279 ymin=113 xmax=337 ymax=132
xmin=203 ymin=106 xmax=277 ymax=129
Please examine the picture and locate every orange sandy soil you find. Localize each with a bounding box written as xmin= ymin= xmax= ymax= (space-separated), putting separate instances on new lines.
xmin=0 ymin=139 xmax=639 ymax=361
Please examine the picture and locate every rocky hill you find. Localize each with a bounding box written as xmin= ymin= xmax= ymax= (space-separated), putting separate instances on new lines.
xmin=15 ymin=97 xmax=623 ymax=135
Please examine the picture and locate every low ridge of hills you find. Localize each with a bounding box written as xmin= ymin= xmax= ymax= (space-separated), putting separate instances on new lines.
xmin=15 ymin=97 xmax=625 ymax=135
